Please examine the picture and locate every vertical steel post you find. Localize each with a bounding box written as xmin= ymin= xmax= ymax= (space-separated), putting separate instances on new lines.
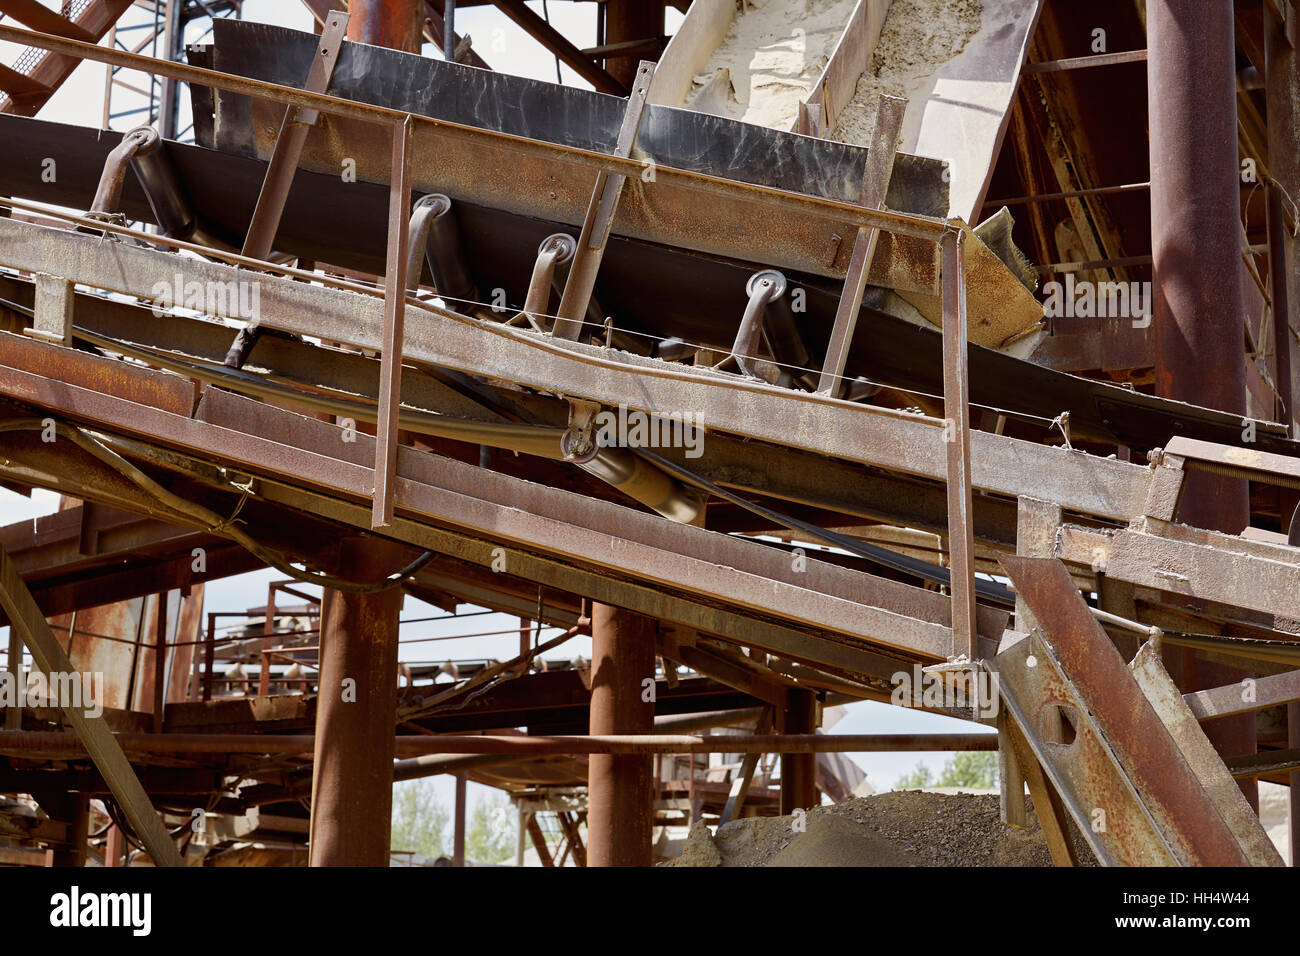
xmin=444 ymin=0 xmax=457 ymax=61
xmin=1266 ymin=10 xmax=1300 ymax=430
xmin=586 ymin=604 xmax=654 ymax=867
xmin=1148 ymin=0 xmax=1250 ymax=525
xmin=604 ymin=1 xmax=663 ymax=88
xmin=372 ymin=115 xmax=414 ymax=529
xmin=1148 ymin=0 xmax=1256 ymax=806
xmin=778 ymin=688 xmax=817 ymax=814
xmin=151 ymin=592 xmax=167 ymax=733
xmin=157 ymin=0 xmax=181 ymax=141
xmin=48 ymin=793 xmax=89 ymax=867
xmin=104 ymin=824 xmax=121 ymax=867
xmin=1291 ymin=701 xmax=1300 ymax=866
xmin=258 ymin=583 xmax=276 ymax=698
xmin=308 ymin=539 xmax=405 ymax=866
xmin=453 ymin=772 xmax=466 ymax=866
xmin=514 ymin=805 xmax=528 ymax=866
xmin=941 ymin=230 xmax=977 ymax=661
xmin=4 ymin=626 xmax=20 ymax=730
xmin=202 ymin=611 xmax=215 ymax=703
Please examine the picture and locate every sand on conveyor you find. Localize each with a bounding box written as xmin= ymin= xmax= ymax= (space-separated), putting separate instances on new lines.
xmin=684 ymin=0 xmax=858 ymax=128
xmin=662 ymin=790 xmax=1098 ymax=867
xmin=832 ymin=0 xmax=983 ymax=146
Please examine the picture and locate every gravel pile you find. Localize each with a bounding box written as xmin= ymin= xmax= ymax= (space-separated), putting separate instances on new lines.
xmin=664 ymin=790 xmax=1097 ymax=867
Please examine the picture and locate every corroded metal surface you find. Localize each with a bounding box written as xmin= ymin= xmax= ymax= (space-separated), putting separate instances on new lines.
xmin=997 ymin=556 xmax=1254 ymax=866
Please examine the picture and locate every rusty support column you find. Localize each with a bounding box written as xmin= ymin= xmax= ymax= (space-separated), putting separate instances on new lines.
xmin=259 ymin=584 xmax=277 ymax=697
xmin=347 ymin=0 xmax=422 ymax=53
xmin=5 ymin=627 xmax=20 ymax=730
xmin=104 ymin=824 xmax=121 ymax=867
xmin=778 ymin=688 xmax=817 ymax=814
xmin=151 ymin=593 xmax=167 ymax=733
xmin=1291 ymin=701 xmax=1300 ymax=866
xmin=308 ymin=538 xmax=405 ymax=866
xmin=604 ymin=1 xmax=662 ymax=88
xmin=586 ymin=604 xmax=654 ymax=867
xmin=47 ymin=792 xmax=89 ymax=867
xmin=1148 ymin=0 xmax=1256 ymax=807
xmin=941 ymin=229 xmax=977 ymax=661
xmin=453 ymin=771 xmax=466 ymax=866
xmin=1266 ymin=10 xmax=1300 ymax=430
xmin=1148 ymin=0 xmax=1249 ymax=525
xmin=202 ymin=612 xmax=215 ymax=703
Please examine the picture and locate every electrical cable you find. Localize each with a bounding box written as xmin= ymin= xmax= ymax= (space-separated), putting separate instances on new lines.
xmin=629 ymin=445 xmax=1016 ymax=608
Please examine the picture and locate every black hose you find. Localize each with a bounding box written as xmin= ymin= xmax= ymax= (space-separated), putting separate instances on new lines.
xmin=630 ymin=446 xmax=1016 ymax=608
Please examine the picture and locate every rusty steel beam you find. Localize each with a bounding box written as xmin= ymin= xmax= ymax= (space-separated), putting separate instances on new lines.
xmin=815 ymin=94 xmax=905 ymax=396
xmin=240 ymin=12 xmax=349 ymax=262
xmin=526 ymin=813 xmax=554 ymax=866
xmin=491 ymin=0 xmax=627 ymax=95
xmin=942 ymin=229 xmax=977 ymax=661
xmin=998 ymin=708 xmax=1079 ymax=866
xmin=1055 ymin=521 xmax=1300 ymax=624
xmin=587 ymin=604 xmax=654 ymax=867
xmin=0 ymin=217 xmax=1152 ymax=521
xmin=0 ymin=335 xmax=987 ymax=665
xmin=0 ymin=731 xmax=998 ymax=756
xmin=997 ymin=556 xmax=1255 ymax=866
xmin=1023 ymin=49 xmax=1148 ymax=72
xmin=719 ymin=707 xmax=772 ymax=825
xmin=0 ymin=545 xmax=183 ymax=866
xmin=552 ymin=61 xmax=653 ymax=341
xmin=1183 ymin=668 xmax=1300 ymax=720
xmin=307 ymin=538 xmax=406 ymax=866
xmin=6 ymin=273 xmax=1024 ymax=548
xmin=0 ymin=0 xmax=92 ymax=40
xmin=1130 ymin=641 xmax=1283 ymax=866
xmin=373 ymin=115 xmax=414 ymax=528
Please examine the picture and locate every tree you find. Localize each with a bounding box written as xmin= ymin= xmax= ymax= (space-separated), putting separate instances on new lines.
xmin=937 ymin=750 xmax=999 ymax=789
xmin=893 ymin=751 xmax=999 ymax=791
xmin=465 ymin=791 xmax=517 ymax=864
xmin=894 ymin=761 xmax=934 ymax=789
xmin=390 ymin=779 xmax=449 ymax=859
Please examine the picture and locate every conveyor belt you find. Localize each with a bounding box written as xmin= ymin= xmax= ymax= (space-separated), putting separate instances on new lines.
xmin=0 ymin=112 xmax=1291 ymax=458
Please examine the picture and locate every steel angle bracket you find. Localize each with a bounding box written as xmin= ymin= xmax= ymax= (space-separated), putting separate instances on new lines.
xmin=988 ymin=630 xmax=1177 ymax=866
xmin=552 ymin=60 xmax=655 ymax=341
xmin=994 ymin=555 xmax=1255 ymax=866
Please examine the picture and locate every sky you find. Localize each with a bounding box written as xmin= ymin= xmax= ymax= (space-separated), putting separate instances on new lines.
xmin=0 ymin=1 xmax=990 ymax=825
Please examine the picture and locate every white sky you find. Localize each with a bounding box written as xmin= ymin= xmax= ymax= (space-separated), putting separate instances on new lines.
xmin=0 ymin=2 xmax=982 ymax=815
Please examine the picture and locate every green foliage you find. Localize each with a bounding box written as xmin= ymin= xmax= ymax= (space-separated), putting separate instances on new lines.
xmin=938 ymin=750 xmax=999 ymax=789
xmin=390 ymin=779 xmax=449 ymax=859
xmin=894 ymin=761 xmax=934 ymax=789
xmin=892 ymin=751 xmax=999 ymax=791
xmin=465 ymin=791 xmax=517 ymax=864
